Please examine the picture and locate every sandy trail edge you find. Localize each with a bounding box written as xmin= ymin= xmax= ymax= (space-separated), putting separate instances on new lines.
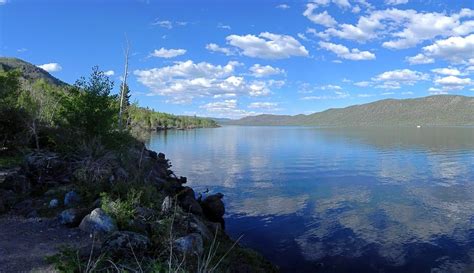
xmin=0 ymin=215 xmax=91 ymax=272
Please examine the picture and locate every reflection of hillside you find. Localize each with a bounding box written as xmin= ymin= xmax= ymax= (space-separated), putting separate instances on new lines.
xmin=310 ymin=127 xmax=474 ymax=152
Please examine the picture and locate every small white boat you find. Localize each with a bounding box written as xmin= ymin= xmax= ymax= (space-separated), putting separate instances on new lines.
xmin=417 ymin=125 xmax=421 ymax=128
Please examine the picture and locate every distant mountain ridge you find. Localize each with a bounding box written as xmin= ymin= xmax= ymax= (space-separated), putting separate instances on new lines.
xmin=230 ymin=95 xmax=474 ymax=126
xmin=0 ymin=57 xmax=67 ymax=87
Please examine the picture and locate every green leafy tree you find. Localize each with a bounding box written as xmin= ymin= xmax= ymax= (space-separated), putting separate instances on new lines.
xmin=61 ymin=66 xmax=118 ymax=138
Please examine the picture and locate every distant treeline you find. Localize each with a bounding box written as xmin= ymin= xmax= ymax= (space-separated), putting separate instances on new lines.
xmin=128 ymin=105 xmax=218 ymax=131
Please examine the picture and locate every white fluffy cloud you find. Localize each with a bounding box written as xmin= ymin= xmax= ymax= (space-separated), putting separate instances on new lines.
xmin=248 ymin=102 xmax=279 ymax=109
xmin=419 ymin=34 xmax=474 ymax=63
xmin=406 ymin=54 xmax=434 ymax=65
xmin=150 ymin=48 xmax=186 ymax=58
xmin=302 ymin=91 xmax=350 ymax=100
xmin=249 ymin=64 xmax=284 ymax=77
xmin=104 ymin=70 xmax=115 ymax=76
xmin=319 ymin=41 xmax=376 ymax=61
xmin=37 ymin=63 xmax=62 ymax=72
xmin=226 ymin=32 xmax=309 ymax=59
xmin=373 ymin=69 xmax=429 ymax=89
xmin=385 ymin=0 xmax=408 ymax=5
xmin=315 ymin=8 xmax=474 ymax=50
xmin=434 ymin=76 xmax=472 ymax=90
xmin=200 ymin=100 xmax=256 ymax=118
xmin=303 ymin=6 xmax=337 ymax=27
xmin=431 ymin=68 xmax=462 ymax=76
xmin=134 ymin=60 xmax=283 ymax=103
xmin=276 ymin=4 xmax=290 ymax=9
xmin=205 ymin=43 xmax=235 ymax=56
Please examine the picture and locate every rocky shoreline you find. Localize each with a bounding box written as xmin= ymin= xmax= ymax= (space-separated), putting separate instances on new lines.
xmin=0 ymin=142 xmax=277 ymax=272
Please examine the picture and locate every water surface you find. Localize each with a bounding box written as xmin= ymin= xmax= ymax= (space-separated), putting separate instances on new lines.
xmin=147 ymin=126 xmax=474 ymax=273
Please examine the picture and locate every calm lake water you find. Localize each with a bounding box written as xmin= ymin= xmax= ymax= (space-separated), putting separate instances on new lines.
xmin=147 ymin=126 xmax=474 ymax=273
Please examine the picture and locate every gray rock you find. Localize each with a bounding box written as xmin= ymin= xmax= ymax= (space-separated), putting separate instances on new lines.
xmin=161 ymin=196 xmax=173 ymax=213
xmin=49 ymin=198 xmax=59 ymax=208
xmin=201 ymin=193 xmax=225 ymax=221
xmin=179 ymin=187 xmax=203 ymax=215
xmin=12 ymin=199 xmax=34 ymax=216
xmin=135 ymin=206 xmax=155 ymax=220
xmin=174 ymin=233 xmax=204 ymax=256
xmin=59 ymin=208 xmax=88 ymax=227
xmin=190 ymin=215 xmax=213 ymax=241
xmin=64 ymin=191 xmax=80 ymax=207
xmin=79 ymin=208 xmax=117 ymax=235
xmin=102 ymin=231 xmax=150 ymax=256
xmin=2 ymin=174 xmax=30 ymax=194
xmin=0 ymin=189 xmax=17 ymax=211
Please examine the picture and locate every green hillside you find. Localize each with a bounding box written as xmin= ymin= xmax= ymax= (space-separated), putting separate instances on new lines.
xmin=231 ymin=95 xmax=474 ymax=126
xmin=0 ymin=57 xmax=217 ymax=130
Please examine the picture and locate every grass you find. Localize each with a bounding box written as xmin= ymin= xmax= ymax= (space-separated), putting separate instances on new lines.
xmin=0 ymin=153 xmax=23 ymax=169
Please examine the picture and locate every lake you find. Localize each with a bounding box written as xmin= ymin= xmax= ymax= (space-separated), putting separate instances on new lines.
xmin=146 ymin=126 xmax=474 ymax=273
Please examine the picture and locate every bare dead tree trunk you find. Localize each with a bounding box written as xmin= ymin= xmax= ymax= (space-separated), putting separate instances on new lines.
xmin=119 ymin=35 xmax=130 ymax=131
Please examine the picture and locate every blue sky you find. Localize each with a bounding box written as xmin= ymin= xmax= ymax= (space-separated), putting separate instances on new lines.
xmin=1 ymin=0 xmax=473 ymax=118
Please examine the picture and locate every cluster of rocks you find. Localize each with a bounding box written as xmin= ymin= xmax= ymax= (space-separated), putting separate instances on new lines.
xmin=0 ymin=146 xmax=230 ymax=265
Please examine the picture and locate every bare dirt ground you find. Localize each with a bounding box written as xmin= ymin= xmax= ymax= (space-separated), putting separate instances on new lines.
xmin=0 ymin=215 xmax=91 ymax=272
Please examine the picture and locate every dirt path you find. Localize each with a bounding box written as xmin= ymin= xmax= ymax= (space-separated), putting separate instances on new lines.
xmin=0 ymin=215 xmax=91 ymax=272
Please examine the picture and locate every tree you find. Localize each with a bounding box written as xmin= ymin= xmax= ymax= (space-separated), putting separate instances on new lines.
xmin=0 ymin=70 xmax=30 ymax=150
xmin=62 ymin=66 xmax=118 ymax=138
xmin=118 ymin=36 xmax=130 ymax=131
xmin=119 ymin=82 xmax=131 ymax=128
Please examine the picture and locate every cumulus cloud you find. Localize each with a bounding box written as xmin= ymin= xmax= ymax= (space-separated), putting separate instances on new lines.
xmin=434 ymin=76 xmax=472 ymax=90
xmin=354 ymin=81 xmax=372 ymax=87
xmin=226 ymin=32 xmax=309 ymax=59
xmin=249 ymin=64 xmax=284 ymax=78
xmin=373 ymin=69 xmax=429 ymax=89
xmin=150 ymin=47 xmax=186 ymax=58
xmin=385 ymin=0 xmax=408 ymax=5
xmin=104 ymin=70 xmax=115 ymax=76
xmin=406 ymin=54 xmax=434 ymax=65
xmin=316 ymin=8 xmax=474 ymax=49
xmin=205 ymin=43 xmax=235 ymax=56
xmin=200 ymin=100 xmax=256 ymax=118
xmin=431 ymin=68 xmax=462 ymax=76
xmin=303 ymin=6 xmax=337 ymax=27
xmin=248 ymin=102 xmax=279 ymax=109
xmin=319 ymin=41 xmax=376 ymax=61
xmin=302 ymin=91 xmax=350 ymax=100
xmin=134 ymin=60 xmax=282 ymax=103
xmin=37 ymin=63 xmax=62 ymax=72
xmin=420 ymin=34 xmax=474 ymax=63
xmin=276 ymin=4 xmax=290 ymax=9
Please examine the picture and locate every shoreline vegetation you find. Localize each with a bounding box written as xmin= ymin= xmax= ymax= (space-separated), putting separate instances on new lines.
xmin=0 ymin=58 xmax=277 ymax=272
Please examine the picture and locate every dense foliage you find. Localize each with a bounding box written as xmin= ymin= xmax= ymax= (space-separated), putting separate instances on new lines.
xmin=0 ymin=66 xmax=217 ymax=153
xmin=128 ymin=105 xmax=217 ymax=131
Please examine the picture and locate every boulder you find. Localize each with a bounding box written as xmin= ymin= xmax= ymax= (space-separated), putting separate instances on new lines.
xmin=189 ymin=215 xmax=213 ymax=241
xmin=201 ymin=193 xmax=225 ymax=221
xmin=79 ymin=208 xmax=117 ymax=235
xmin=178 ymin=187 xmax=203 ymax=215
xmin=12 ymin=199 xmax=34 ymax=216
xmin=2 ymin=173 xmax=30 ymax=194
xmin=102 ymin=231 xmax=150 ymax=257
xmin=64 ymin=191 xmax=81 ymax=207
xmin=49 ymin=198 xmax=59 ymax=208
xmin=0 ymin=189 xmax=17 ymax=211
xmin=59 ymin=208 xmax=88 ymax=227
xmin=135 ymin=206 xmax=155 ymax=220
xmin=161 ymin=196 xmax=173 ymax=213
xmin=174 ymin=233 xmax=204 ymax=256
